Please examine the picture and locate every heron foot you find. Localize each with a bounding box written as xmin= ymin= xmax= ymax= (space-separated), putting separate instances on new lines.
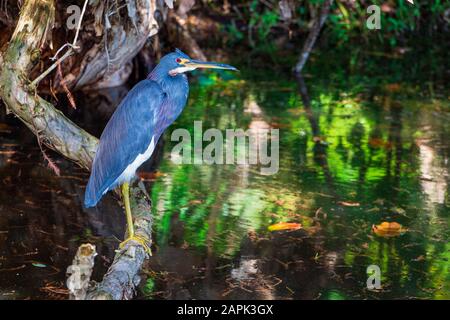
xmin=119 ymin=235 xmax=152 ymax=256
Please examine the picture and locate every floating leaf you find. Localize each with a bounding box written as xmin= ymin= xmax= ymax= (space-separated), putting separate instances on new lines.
xmin=338 ymin=201 xmax=360 ymax=207
xmin=372 ymin=222 xmax=407 ymax=238
xmin=412 ymin=255 xmax=425 ymax=262
xmin=268 ymin=222 xmax=302 ymax=232
xmin=0 ymin=123 xmax=12 ymax=133
xmin=385 ymin=83 xmax=401 ymax=92
xmin=32 ymin=263 xmax=47 ymax=268
xmin=368 ymin=138 xmax=392 ymax=149
xmin=313 ymin=136 xmax=327 ymax=144
xmin=138 ymin=171 xmax=164 ymax=181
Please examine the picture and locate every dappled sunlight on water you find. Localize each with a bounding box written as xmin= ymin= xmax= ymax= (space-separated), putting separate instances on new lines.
xmin=0 ymin=70 xmax=448 ymax=299
xmin=146 ymin=74 xmax=449 ymax=300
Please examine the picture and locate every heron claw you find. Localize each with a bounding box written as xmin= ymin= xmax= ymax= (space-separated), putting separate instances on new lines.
xmin=119 ymin=235 xmax=152 ymax=256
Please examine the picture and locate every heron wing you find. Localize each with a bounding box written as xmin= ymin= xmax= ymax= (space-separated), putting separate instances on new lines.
xmin=85 ymin=80 xmax=165 ymax=207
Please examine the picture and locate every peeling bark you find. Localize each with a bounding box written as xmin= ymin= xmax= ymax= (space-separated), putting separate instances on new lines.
xmin=67 ymin=0 xmax=160 ymax=90
xmin=0 ymin=0 xmax=96 ymax=169
xmin=67 ymin=243 xmax=97 ymax=300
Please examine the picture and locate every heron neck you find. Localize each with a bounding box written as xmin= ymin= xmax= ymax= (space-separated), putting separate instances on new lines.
xmin=148 ymin=70 xmax=189 ymax=132
xmin=148 ymin=70 xmax=188 ymax=102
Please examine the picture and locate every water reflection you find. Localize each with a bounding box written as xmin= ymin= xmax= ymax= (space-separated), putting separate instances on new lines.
xmin=147 ymin=74 xmax=449 ymax=300
xmin=0 ymin=70 xmax=448 ymax=299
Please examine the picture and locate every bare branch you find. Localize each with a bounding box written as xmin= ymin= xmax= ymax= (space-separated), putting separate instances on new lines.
xmin=294 ymin=0 xmax=333 ymax=74
xmin=30 ymin=0 xmax=89 ymax=87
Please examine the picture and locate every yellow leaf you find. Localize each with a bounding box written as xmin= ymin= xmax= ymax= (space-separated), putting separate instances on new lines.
xmin=372 ymin=222 xmax=407 ymax=238
xmin=268 ymin=222 xmax=302 ymax=232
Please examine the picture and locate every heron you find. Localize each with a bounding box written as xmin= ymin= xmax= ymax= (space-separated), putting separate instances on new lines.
xmin=84 ymin=49 xmax=237 ymax=253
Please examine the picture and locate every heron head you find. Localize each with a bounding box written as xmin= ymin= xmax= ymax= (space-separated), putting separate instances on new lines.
xmin=161 ymin=49 xmax=238 ymax=77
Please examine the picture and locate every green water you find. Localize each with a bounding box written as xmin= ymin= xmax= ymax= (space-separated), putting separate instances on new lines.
xmin=144 ymin=71 xmax=449 ymax=299
xmin=0 ymin=63 xmax=448 ymax=300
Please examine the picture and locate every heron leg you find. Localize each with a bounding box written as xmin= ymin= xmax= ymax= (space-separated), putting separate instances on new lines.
xmin=119 ymin=182 xmax=152 ymax=255
xmin=121 ymin=182 xmax=134 ymax=237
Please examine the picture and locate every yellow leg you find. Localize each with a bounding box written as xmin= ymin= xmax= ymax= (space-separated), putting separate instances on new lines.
xmin=122 ymin=182 xmax=134 ymax=238
xmin=119 ymin=182 xmax=152 ymax=255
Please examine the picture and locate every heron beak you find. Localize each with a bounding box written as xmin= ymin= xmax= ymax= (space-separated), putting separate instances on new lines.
xmin=185 ymin=59 xmax=238 ymax=71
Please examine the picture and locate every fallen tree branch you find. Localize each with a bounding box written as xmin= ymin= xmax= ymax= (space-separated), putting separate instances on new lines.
xmin=294 ymin=0 xmax=333 ymax=74
xmin=0 ymin=0 xmax=95 ymax=169
xmin=67 ymin=243 xmax=97 ymax=300
xmin=86 ymin=186 xmax=153 ymax=300
xmin=67 ymin=186 xmax=152 ymax=300
xmin=0 ymin=0 xmax=157 ymax=300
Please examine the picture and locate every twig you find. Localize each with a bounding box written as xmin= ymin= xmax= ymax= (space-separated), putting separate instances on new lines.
xmin=30 ymin=49 xmax=73 ymax=88
xmin=30 ymin=0 xmax=89 ymax=87
xmin=72 ymin=0 xmax=89 ymax=50
xmin=56 ymin=61 xmax=76 ymax=109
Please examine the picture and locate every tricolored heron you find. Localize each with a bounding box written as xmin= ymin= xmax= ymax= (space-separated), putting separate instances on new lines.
xmin=84 ymin=49 xmax=237 ymax=252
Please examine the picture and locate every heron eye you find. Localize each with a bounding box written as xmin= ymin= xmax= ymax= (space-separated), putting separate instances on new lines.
xmin=176 ymin=58 xmax=182 ymax=63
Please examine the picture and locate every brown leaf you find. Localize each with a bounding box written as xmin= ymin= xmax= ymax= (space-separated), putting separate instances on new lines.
xmin=57 ymin=62 xmax=76 ymax=109
xmin=0 ymin=123 xmax=12 ymax=133
xmin=385 ymin=83 xmax=401 ymax=92
xmin=138 ymin=171 xmax=164 ymax=181
xmin=369 ymin=138 xmax=392 ymax=149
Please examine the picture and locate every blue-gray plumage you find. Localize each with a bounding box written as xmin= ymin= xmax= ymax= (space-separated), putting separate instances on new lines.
xmin=83 ymin=49 xmax=237 ymax=251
